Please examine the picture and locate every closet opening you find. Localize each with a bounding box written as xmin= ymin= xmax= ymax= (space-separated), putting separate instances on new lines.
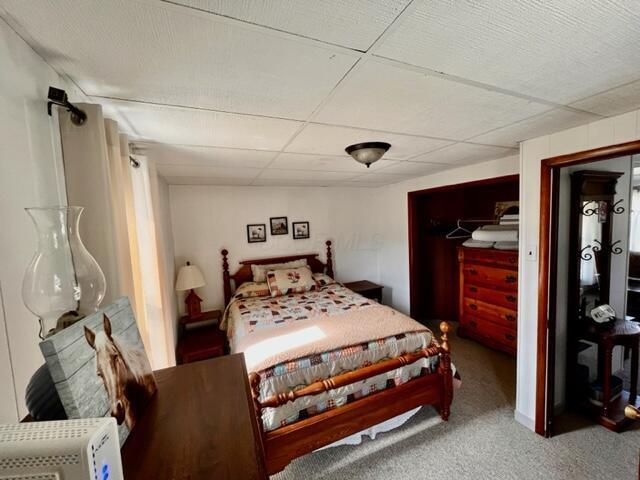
xmin=407 ymin=174 xmax=520 ymax=350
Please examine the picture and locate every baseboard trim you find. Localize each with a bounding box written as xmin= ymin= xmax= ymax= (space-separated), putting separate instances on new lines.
xmin=514 ymin=409 xmax=535 ymax=431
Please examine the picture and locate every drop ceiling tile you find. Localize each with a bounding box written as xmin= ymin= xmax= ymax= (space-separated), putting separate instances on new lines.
xmin=252 ymin=178 xmax=345 ymax=187
xmin=570 ymin=80 xmax=640 ymax=117
xmin=138 ymin=143 xmax=277 ymax=168
xmin=469 ymin=109 xmax=599 ymax=147
xmin=376 ymin=161 xmax=450 ymax=176
xmin=412 ymin=143 xmax=516 ymax=166
xmin=1 ymin=0 xmax=357 ymax=119
xmin=163 ymin=176 xmax=254 ymax=186
xmin=269 ymin=153 xmax=397 ymax=172
xmin=157 ymin=164 xmax=261 ymax=179
xmin=314 ymin=60 xmax=548 ymax=139
xmin=100 ymin=100 xmax=301 ymax=150
xmin=257 ymin=169 xmax=357 ymax=181
xmin=375 ymin=1 xmax=640 ymax=104
xmin=171 ymin=0 xmax=411 ymax=51
xmin=286 ymin=124 xmax=452 ymax=159
xmin=349 ymin=172 xmax=413 ymax=185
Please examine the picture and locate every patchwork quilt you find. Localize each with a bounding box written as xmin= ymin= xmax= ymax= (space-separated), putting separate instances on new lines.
xmin=222 ymin=283 xmax=441 ymax=432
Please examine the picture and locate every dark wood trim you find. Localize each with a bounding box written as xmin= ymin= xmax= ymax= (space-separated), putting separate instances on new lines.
xmin=408 ymin=173 xmax=520 ymax=197
xmin=536 ymin=139 xmax=640 ymax=437
xmin=407 ymin=191 xmax=418 ymax=317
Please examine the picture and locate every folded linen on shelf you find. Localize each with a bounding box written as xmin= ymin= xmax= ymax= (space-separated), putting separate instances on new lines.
xmin=462 ymin=239 xmax=494 ymax=249
xmin=494 ymin=241 xmax=519 ymax=251
xmin=471 ymin=227 xmax=518 ymax=242
xmin=480 ymin=224 xmax=519 ymax=231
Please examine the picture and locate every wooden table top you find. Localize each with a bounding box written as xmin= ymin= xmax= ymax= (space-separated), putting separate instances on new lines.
xmin=343 ymin=280 xmax=382 ymax=291
xmin=121 ymin=354 xmax=266 ymax=480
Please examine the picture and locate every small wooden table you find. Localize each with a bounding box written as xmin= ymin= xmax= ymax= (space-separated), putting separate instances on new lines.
xmin=176 ymin=310 xmax=226 ymax=364
xmin=121 ymin=355 xmax=267 ymax=479
xmin=343 ymin=280 xmax=383 ymax=303
xmin=580 ymin=318 xmax=640 ymax=431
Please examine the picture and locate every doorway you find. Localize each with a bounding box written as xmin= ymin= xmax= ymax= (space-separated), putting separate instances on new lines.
xmin=537 ymin=140 xmax=640 ymax=437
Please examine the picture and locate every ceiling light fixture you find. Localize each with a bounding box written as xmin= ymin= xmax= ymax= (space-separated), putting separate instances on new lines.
xmin=345 ymin=142 xmax=391 ymax=168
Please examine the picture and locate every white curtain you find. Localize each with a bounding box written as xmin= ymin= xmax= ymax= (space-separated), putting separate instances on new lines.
xmin=60 ymin=107 xmax=176 ymax=369
xmin=630 ymin=189 xmax=640 ymax=253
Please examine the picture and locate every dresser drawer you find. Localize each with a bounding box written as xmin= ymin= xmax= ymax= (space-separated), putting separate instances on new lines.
xmin=462 ymin=264 xmax=518 ymax=290
xmin=463 ymin=284 xmax=518 ymax=309
xmin=463 ymin=297 xmax=517 ymax=329
xmin=459 ymin=247 xmax=518 ymax=269
xmin=460 ymin=315 xmax=517 ymax=351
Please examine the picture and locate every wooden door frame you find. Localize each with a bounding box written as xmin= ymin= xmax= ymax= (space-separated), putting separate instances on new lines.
xmin=536 ymin=139 xmax=640 ymax=436
xmin=407 ymin=174 xmax=519 ymax=319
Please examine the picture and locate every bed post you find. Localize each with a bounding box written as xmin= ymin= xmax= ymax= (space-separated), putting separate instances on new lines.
xmin=438 ymin=321 xmax=453 ymax=421
xmin=248 ymin=372 xmax=264 ymax=434
xmin=221 ymin=249 xmax=231 ymax=306
xmin=325 ymin=240 xmax=334 ymax=278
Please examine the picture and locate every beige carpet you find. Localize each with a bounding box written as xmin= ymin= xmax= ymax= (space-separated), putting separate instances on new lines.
xmin=272 ymin=322 xmax=640 ymax=480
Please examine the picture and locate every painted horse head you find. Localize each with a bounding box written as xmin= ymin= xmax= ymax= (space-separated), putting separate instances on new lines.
xmin=84 ymin=314 xmax=129 ymax=426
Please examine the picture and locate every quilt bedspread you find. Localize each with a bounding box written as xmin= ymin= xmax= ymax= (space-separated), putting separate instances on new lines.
xmin=222 ymin=283 xmax=440 ymax=432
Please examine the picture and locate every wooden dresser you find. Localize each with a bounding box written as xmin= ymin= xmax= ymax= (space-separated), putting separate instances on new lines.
xmin=121 ymin=354 xmax=267 ymax=479
xmin=457 ymin=246 xmax=518 ymax=355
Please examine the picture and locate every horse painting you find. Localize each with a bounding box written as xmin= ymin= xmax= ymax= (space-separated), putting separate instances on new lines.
xmin=84 ymin=314 xmax=156 ymax=430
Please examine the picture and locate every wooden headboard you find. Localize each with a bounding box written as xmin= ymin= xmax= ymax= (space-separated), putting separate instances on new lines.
xmin=221 ymin=240 xmax=334 ymax=305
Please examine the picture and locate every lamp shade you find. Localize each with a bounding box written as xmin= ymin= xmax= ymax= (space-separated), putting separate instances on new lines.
xmin=175 ymin=262 xmax=205 ymax=291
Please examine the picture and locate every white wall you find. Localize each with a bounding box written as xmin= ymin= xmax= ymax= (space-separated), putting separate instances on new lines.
xmin=374 ymin=156 xmax=520 ymax=314
xmin=0 ymin=19 xmax=84 ymax=421
xmin=169 ymin=185 xmax=381 ymax=313
xmin=518 ymin=109 xmax=640 ymax=429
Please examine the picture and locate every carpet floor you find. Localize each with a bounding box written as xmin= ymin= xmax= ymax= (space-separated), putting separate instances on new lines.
xmin=272 ymin=322 xmax=640 ymax=480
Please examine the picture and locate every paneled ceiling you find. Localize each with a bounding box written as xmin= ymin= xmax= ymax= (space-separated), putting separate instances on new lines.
xmin=2 ymin=0 xmax=639 ymax=187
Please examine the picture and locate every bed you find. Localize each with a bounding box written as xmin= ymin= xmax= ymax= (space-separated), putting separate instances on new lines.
xmin=220 ymin=241 xmax=453 ymax=474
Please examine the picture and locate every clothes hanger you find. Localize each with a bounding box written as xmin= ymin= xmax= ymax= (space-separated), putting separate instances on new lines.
xmin=446 ymin=219 xmax=472 ymax=239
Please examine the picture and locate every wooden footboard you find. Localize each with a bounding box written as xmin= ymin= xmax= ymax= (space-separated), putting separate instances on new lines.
xmin=249 ymin=321 xmax=453 ymax=475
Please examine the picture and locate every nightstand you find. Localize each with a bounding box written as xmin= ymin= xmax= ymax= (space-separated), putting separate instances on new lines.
xmin=176 ymin=309 xmax=226 ymax=364
xmin=343 ymin=280 xmax=383 ymax=303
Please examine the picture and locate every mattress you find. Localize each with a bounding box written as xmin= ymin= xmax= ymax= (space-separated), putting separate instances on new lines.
xmin=222 ymin=282 xmax=440 ymax=432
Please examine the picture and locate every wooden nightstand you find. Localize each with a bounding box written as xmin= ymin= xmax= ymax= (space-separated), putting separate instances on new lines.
xmin=343 ymin=280 xmax=383 ymax=303
xmin=176 ymin=309 xmax=226 ymax=364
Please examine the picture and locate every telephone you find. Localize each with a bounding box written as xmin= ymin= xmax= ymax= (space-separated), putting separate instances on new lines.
xmin=590 ymin=304 xmax=616 ymax=323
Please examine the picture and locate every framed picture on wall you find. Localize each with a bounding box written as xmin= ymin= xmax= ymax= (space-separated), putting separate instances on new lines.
xmin=292 ymin=221 xmax=310 ymax=239
xmin=247 ymin=224 xmax=266 ymax=243
xmin=270 ymin=216 xmax=288 ymax=235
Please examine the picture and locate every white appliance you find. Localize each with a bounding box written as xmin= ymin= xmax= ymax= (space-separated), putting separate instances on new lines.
xmin=0 ymin=418 xmax=123 ymax=480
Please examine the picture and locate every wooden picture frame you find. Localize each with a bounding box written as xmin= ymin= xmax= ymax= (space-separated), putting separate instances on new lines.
xmin=246 ymin=224 xmax=266 ymax=243
xmin=270 ymin=216 xmax=288 ymax=235
xmin=292 ymin=221 xmax=309 ymax=239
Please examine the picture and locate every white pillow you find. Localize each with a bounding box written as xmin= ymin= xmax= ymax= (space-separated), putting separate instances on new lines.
xmin=251 ymin=259 xmax=307 ymax=283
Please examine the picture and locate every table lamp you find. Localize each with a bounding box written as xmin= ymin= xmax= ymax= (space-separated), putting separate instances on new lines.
xmin=176 ymin=261 xmax=206 ymax=319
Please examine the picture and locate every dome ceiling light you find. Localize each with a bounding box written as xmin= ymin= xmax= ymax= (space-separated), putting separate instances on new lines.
xmin=345 ymin=142 xmax=391 ymax=168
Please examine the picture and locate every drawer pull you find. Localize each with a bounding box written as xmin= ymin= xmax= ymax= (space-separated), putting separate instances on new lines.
xmin=469 ymin=286 xmax=478 ymax=293
xmin=468 ymin=268 xmax=478 ymax=275
xmin=469 ymin=304 xmax=478 ymax=311
xmin=505 ymin=295 xmax=517 ymax=303
xmin=505 ymin=275 xmax=517 ymax=284
xmin=505 ymin=333 xmax=516 ymax=341
xmin=469 ymin=320 xmax=477 ymax=328
xmin=505 ymin=314 xmax=516 ymax=322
